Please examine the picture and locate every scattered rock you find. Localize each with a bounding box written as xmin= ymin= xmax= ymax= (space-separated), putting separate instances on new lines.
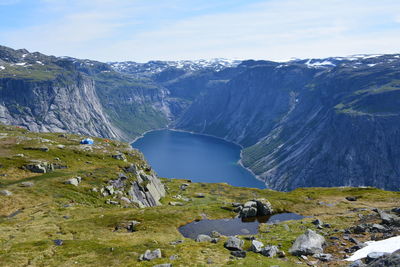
xmin=64 ymin=176 xmax=81 ymax=186
xmin=250 ymin=240 xmax=264 ymax=253
xmin=169 ymin=255 xmax=178 ymax=260
xmin=224 ymin=236 xmax=244 ymax=251
xmin=112 ymin=153 xmax=126 ymax=161
xmin=106 ymin=199 xmax=119 ymax=205
xmin=24 ymin=146 xmax=49 ymax=152
xmin=180 ymin=183 xmax=189 ymax=190
xmin=210 ymin=231 xmax=221 ymax=238
xmin=312 ymin=219 xmax=323 ymax=226
xmin=120 ymin=197 xmax=131 ymax=204
xmin=366 ymin=249 xmax=400 ymax=266
xmin=169 ymin=202 xmax=183 ymax=206
xmin=0 ymin=190 xmax=12 ymax=196
xmin=19 ymin=181 xmax=34 ymax=187
xmin=169 ymin=240 xmax=184 ymax=245
xmin=313 ymin=253 xmax=333 ymax=262
xmin=377 ymin=209 xmax=400 ymax=226
xmin=366 ymin=252 xmax=391 ymax=264
xmin=348 ymin=259 xmax=366 ymax=267
xmin=24 ymin=161 xmax=53 ymax=173
xmin=289 ymin=229 xmax=325 ymax=256
xmin=195 ymin=193 xmax=205 ymax=198
xmin=260 ymin=245 xmax=279 ymax=257
xmin=57 ymin=144 xmax=65 ymax=149
xmin=231 ymin=250 xmax=246 ymax=258
xmin=346 ymin=196 xmax=358 ymax=201
xmin=196 ymin=234 xmax=212 ymax=242
xmin=139 ymin=249 xmax=162 ymax=261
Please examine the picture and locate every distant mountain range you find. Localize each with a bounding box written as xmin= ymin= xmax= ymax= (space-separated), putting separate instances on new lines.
xmin=1 ymin=44 xmax=399 ymax=191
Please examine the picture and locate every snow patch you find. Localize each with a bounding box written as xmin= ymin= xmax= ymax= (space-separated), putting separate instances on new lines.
xmin=0 ymin=66 xmax=5 ymax=70
xmin=22 ymin=54 xmax=27 ymax=58
xmin=305 ymin=59 xmax=336 ymax=68
xmin=367 ymin=64 xmax=377 ymax=67
xmin=15 ymin=62 xmax=26 ymax=66
xmin=346 ymin=236 xmax=400 ymax=262
xmin=36 ymin=61 xmax=44 ymax=65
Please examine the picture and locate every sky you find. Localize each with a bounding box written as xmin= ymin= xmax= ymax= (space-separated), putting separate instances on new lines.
xmin=0 ymin=0 xmax=400 ymax=62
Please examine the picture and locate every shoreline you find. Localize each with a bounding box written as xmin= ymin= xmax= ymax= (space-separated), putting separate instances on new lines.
xmin=131 ymin=127 xmax=268 ymax=188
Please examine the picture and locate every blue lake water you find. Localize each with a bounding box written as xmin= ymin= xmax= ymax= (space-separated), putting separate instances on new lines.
xmin=132 ymin=129 xmax=265 ymax=189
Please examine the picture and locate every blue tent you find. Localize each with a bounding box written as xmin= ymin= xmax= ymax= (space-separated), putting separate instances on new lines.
xmin=80 ymin=138 xmax=94 ymax=145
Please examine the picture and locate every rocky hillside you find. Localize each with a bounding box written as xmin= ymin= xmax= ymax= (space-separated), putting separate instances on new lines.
xmin=0 ymin=46 xmax=121 ymax=139
xmin=0 ymin=124 xmax=399 ymax=266
xmin=175 ymin=56 xmax=400 ymax=191
xmin=2 ymin=44 xmax=400 ymax=191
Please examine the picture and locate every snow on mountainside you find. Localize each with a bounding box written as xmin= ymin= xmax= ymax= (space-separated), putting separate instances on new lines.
xmin=108 ymin=58 xmax=242 ymax=76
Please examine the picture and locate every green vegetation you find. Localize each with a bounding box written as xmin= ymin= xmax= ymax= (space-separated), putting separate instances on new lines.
xmin=0 ymin=125 xmax=399 ymax=266
xmin=0 ymin=63 xmax=67 ymax=82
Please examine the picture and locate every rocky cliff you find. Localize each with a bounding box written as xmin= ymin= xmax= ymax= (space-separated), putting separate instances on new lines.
xmin=2 ymin=44 xmax=400 ymax=191
xmin=0 ymin=46 xmax=121 ymax=139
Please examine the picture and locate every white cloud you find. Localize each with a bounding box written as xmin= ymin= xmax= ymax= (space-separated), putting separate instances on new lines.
xmin=1 ymin=0 xmax=400 ymax=61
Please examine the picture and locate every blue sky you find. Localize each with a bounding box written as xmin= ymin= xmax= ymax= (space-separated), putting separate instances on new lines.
xmin=0 ymin=0 xmax=400 ymax=62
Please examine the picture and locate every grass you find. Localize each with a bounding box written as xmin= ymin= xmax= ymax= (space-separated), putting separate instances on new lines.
xmin=0 ymin=124 xmax=399 ymax=266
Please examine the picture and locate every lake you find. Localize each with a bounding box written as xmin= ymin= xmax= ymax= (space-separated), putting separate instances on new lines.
xmin=132 ymin=129 xmax=265 ymax=188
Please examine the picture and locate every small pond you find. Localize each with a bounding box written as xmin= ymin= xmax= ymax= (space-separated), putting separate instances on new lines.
xmin=178 ymin=213 xmax=306 ymax=239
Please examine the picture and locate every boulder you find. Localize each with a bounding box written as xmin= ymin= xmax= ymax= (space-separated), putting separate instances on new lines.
xmin=112 ymin=153 xmax=126 ymax=161
xmin=0 ymin=190 xmax=12 ymax=196
xmin=260 ymin=245 xmax=279 ymax=257
xmin=195 ymin=234 xmax=212 ymax=242
xmin=65 ymin=177 xmax=81 ymax=186
xmin=140 ymin=249 xmax=162 ymax=261
xmin=19 ymin=181 xmax=34 ymax=187
xmin=348 ymin=259 xmax=366 ymax=267
xmin=289 ymin=229 xmax=325 ymax=256
xmin=366 ymin=252 xmax=391 ymax=264
xmin=24 ymin=161 xmax=53 ymax=173
xmin=169 ymin=202 xmax=183 ymax=206
xmin=210 ymin=231 xmax=221 ymax=238
xmin=243 ymin=201 xmax=257 ymax=208
xmin=53 ymin=239 xmax=63 ymax=246
xmin=255 ymin=199 xmax=273 ymax=216
xmin=346 ymin=196 xmax=358 ymax=201
xmin=314 ymin=253 xmax=333 ymax=261
xmin=240 ymin=207 xmax=257 ymax=218
xmin=224 ymin=236 xmax=244 ymax=251
xmin=195 ymin=193 xmax=205 ymax=198
xmin=377 ymin=210 xmax=400 ymax=226
xmin=152 ymin=264 xmax=172 ymax=267
xmin=250 ymin=240 xmax=264 ymax=253
xmin=366 ymin=249 xmax=400 ymax=266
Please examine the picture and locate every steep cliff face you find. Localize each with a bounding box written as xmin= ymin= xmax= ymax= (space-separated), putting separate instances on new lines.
xmin=0 ymin=46 xmax=121 ymax=138
xmin=177 ymin=56 xmax=400 ymax=191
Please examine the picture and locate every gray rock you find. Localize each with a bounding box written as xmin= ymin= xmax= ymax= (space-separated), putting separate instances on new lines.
xmin=195 ymin=193 xmax=205 ymax=198
xmin=0 ymin=190 xmax=12 ymax=196
xmin=112 ymin=153 xmax=126 ymax=161
xmin=210 ymin=231 xmax=221 ymax=238
xmin=19 ymin=181 xmax=34 ymax=187
xmin=120 ymin=197 xmax=131 ymax=204
xmin=371 ymin=224 xmax=388 ymax=233
xmin=169 ymin=201 xmax=183 ymax=206
xmin=24 ymin=161 xmax=52 ymax=173
xmin=140 ymin=249 xmax=162 ymax=261
xmin=260 ymin=245 xmax=279 ymax=257
xmin=240 ymin=207 xmax=257 ymax=218
xmin=243 ymin=201 xmax=257 ymax=208
xmin=346 ymin=196 xmax=358 ymax=201
xmin=152 ymin=264 xmax=172 ymax=267
xmin=289 ymin=229 xmax=325 ymax=256
xmin=348 ymin=259 xmax=366 ymax=267
xmin=255 ymin=199 xmax=273 ymax=216
xmin=196 ymin=234 xmax=212 ymax=242
xmin=312 ymin=219 xmax=323 ymax=226
xmin=250 ymin=240 xmax=264 ymax=253
xmin=231 ymin=250 xmax=246 ymax=258
xmin=65 ymin=177 xmax=81 ymax=186
xmin=366 ymin=252 xmax=391 ymax=264
xmin=366 ymin=249 xmax=400 ymax=266
xmin=224 ymin=236 xmax=244 ymax=251
xmin=106 ymin=199 xmax=119 ymax=205
xmin=169 ymin=240 xmax=184 ymax=245
xmin=313 ymin=253 xmax=333 ymax=261
xmin=377 ymin=210 xmax=400 ymax=226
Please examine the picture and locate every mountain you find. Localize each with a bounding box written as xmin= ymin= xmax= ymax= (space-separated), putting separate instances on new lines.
xmin=1 ymin=44 xmax=400 ymax=191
